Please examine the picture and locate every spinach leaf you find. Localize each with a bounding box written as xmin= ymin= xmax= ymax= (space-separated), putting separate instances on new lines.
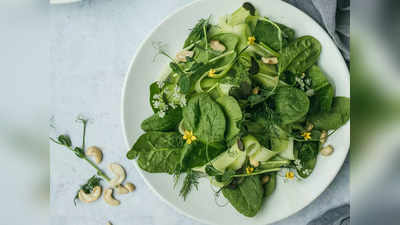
xmin=264 ymin=173 xmax=276 ymax=198
xmin=309 ymin=97 xmax=350 ymax=130
xmin=141 ymin=108 xmax=182 ymax=132
xmin=254 ymin=19 xmax=282 ymax=51
xmin=274 ymin=86 xmax=310 ymax=125
xmin=277 ymin=23 xmax=295 ymax=47
xmin=169 ymin=62 xmax=191 ymax=94
xmin=127 ymin=132 xmax=184 ymax=174
xmin=222 ymin=175 xmax=264 ymax=217
xmin=180 ymin=141 xmax=225 ymax=171
xmin=307 ymin=65 xmax=335 ymax=113
xmin=279 ymin=36 xmax=321 ymax=74
xmin=295 ymin=141 xmax=319 ymax=178
xmin=216 ymin=96 xmax=243 ymax=142
xmin=183 ymin=93 xmax=226 ymax=143
xmin=149 ymin=82 xmax=162 ymax=113
xmin=183 ymin=19 xmax=210 ymax=48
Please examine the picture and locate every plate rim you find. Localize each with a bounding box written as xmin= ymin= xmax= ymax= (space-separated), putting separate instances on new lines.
xmin=121 ymin=0 xmax=349 ymax=224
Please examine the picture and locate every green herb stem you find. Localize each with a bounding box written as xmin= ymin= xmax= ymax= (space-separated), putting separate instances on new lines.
xmin=233 ymin=168 xmax=281 ymax=177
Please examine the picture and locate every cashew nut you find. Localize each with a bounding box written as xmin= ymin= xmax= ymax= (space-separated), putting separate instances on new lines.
xmin=86 ymin=146 xmax=103 ymax=164
xmin=320 ymin=130 xmax=328 ymax=144
xmin=321 ymin=145 xmax=334 ymax=156
xmin=103 ymin=188 xmax=120 ymax=206
xmin=306 ymin=122 xmax=314 ymax=131
xmin=124 ymin=182 xmax=136 ymax=192
xmin=261 ymin=57 xmax=278 ymax=64
xmin=108 ymin=163 xmax=126 ymax=187
xmin=210 ymin=40 xmax=226 ymax=52
xmin=106 ymin=222 xmax=113 ymax=225
xmin=261 ymin=175 xmax=270 ymax=184
xmin=176 ymin=50 xmax=194 ymax=62
xmin=78 ymin=186 xmax=102 ymax=203
xmin=249 ymin=158 xmax=260 ymax=167
xmin=115 ymin=185 xmax=129 ymax=195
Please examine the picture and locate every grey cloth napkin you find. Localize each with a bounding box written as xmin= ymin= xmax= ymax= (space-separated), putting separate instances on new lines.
xmin=307 ymin=204 xmax=350 ymax=225
xmin=284 ymin=0 xmax=350 ymax=61
xmin=282 ymin=1 xmax=350 ymax=224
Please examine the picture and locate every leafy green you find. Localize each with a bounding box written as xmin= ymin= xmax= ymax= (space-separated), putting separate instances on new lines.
xmin=274 ymin=86 xmax=310 ymax=125
xmin=277 ymin=23 xmax=295 ymax=46
xmin=183 ymin=93 xmax=226 ymax=143
xmin=179 ymin=170 xmax=202 ymax=200
xmin=307 ymin=65 xmax=335 ymax=113
xmin=295 ymin=141 xmax=319 ymax=178
xmin=180 ymin=141 xmax=225 ymax=170
xmin=309 ymin=97 xmax=350 ymax=130
xmin=74 ymin=175 xmax=102 ymax=205
xmin=279 ymin=36 xmax=321 ymax=74
xmin=183 ymin=19 xmax=210 ymax=48
xmin=227 ymin=2 xmax=256 ymax=26
xmin=141 ymin=108 xmax=182 ymax=132
xmin=50 ymin=118 xmax=110 ymax=182
xmin=127 ymin=132 xmax=184 ymax=174
xmin=254 ymin=18 xmax=283 ymax=51
xmin=222 ymin=175 xmax=264 ymax=217
xmin=149 ymin=82 xmax=162 ymax=112
xmin=263 ymin=173 xmax=276 ymax=198
xmin=216 ymin=96 xmax=242 ymax=141
xmin=169 ymin=62 xmax=191 ymax=94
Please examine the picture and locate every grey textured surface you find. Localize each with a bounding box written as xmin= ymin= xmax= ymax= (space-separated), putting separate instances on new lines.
xmin=50 ymin=1 xmax=349 ymax=225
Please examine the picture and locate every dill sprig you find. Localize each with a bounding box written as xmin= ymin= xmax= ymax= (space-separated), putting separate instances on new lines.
xmin=179 ymin=170 xmax=201 ymax=200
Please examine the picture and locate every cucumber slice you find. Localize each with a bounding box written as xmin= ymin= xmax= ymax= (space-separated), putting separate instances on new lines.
xmin=212 ymin=144 xmax=241 ymax=172
xmin=279 ymin=137 xmax=295 ymax=160
xmin=242 ymin=135 xmax=261 ymax=156
xmin=249 ymin=147 xmax=277 ymax=162
xmin=228 ymin=151 xmax=246 ymax=170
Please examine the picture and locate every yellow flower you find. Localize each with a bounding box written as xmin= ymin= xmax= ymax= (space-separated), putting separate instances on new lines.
xmin=246 ymin=166 xmax=254 ymax=174
xmin=301 ymin=132 xmax=311 ymax=140
xmin=247 ymin=36 xmax=256 ymax=45
xmin=183 ymin=130 xmax=197 ymax=144
xmin=285 ymin=171 xmax=295 ymax=179
xmin=208 ymin=68 xmax=216 ymax=77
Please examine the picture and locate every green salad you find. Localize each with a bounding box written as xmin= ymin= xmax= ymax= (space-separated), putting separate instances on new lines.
xmin=127 ymin=2 xmax=350 ymax=217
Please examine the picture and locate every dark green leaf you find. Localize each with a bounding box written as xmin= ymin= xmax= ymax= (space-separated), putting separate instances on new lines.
xmin=183 ymin=93 xmax=226 ymax=143
xmin=58 ymin=135 xmax=72 ymax=147
xmin=309 ymin=97 xmax=350 ymax=130
xmin=242 ymin=2 xmax=256 ymax=16
xmin=149 ymin=82 xmax=162 ymax=113
xmin=73 ymin=147 xmax=85 ymax=158
xmin=127 ymin=132 xmax=184 ymax=174
xmin=141 ymin=108 xmax=182 ymax=132
xmin=180 ymin=141 xmax=225 ymax=170
xmin=274 ymin=86 xmax=310 ymax=125
xmin=222 ymin=175 xmax=264 ymax=217
xmin=254 ymin=19 xmax=282 ymax=51
xmin=248 ymin=57 xmax=259 ymax=75
xmin=279 ymin=36 xmax=321 ymax=74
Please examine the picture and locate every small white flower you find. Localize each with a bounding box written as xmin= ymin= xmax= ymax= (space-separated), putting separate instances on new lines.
xmin=157 ymin=80 xmax=165 ymax=88
xmin=306 ymin=89 xmax=315 ymax=96
xmin=158 ymin=111 xmax=166 ymax=118
xmin=153 ymin=94 xmax=161 ymax=100
xmin=153 ymin=100 xmax=161 ymax=108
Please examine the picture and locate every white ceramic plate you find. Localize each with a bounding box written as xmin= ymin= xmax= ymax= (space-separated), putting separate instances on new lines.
xmin=121 ymin=0 xmax=350 ymax=224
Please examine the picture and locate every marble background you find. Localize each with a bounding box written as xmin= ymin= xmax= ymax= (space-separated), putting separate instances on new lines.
xmin=50 ymin=1 xmax=349 ymax=225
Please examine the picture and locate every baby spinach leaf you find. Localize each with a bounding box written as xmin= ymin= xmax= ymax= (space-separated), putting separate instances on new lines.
xmin=169 ymin=62 xmax=191 ymax=94
xmin=149 ymin=82 xmax=162 ymax=113
xmin=127 ymin=132 xmax=184 ymax=174
xmin=254 ymin=19 xmax=282 ymax=51
xmin=183 ymin=19 xmax=210 ymax=48
xmin=295 ymin=141 xmax=319 ymax=178
xmin=279 ymin=36 xmax=321 ymax=74
xmin=277 ymin=23 xmax=295 ymax=47
xmin=264 ymin=173 xmax=277 ymax=198
xmin=222 ymin=175 xmax=264 ymax=217
xmin=228 ymin=2 xmax=256 ymax=26
xmin=183 ymin=93 xmax=226 ymax=143
xmin=216 ymin=96 xmax=243 ymax=142
xmin=140 ymin=108 xmax=182 ymax=132
xmin=274 ymin=86 xmax=310 ymax=125
xmin=308 ymin=65 xmax=335 ymax=113
xmin=180 ymin=141 xmax=225 ymax=170
xmin=309 ymin=97 xmax=350 ymax=130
